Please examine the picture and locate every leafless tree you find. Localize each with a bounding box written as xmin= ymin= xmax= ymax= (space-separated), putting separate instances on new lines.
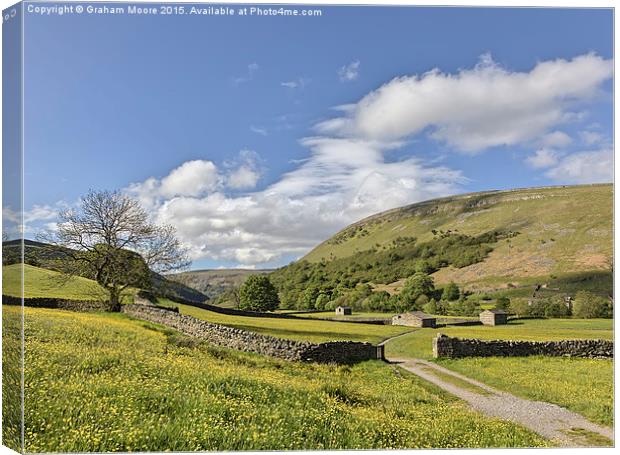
xmin=40 ymin=190 xmax=190 ymax=311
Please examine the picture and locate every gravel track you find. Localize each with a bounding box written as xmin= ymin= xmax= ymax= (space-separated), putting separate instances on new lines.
xmin=391 ymin=357 xmax=614 ymax=447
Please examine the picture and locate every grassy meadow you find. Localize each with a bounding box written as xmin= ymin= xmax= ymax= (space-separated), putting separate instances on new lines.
xmin=384 ymin=319 xmax=614 ymax=427
xmin=158 ymin=300 xmax=411 ymax=344
xmin=294 ymin=310 xmax=393 ymax=320
xmin=5 ymin=306 xmax=549 ymax=451
xmin=2 ymin=303 xmax=23 ymax=452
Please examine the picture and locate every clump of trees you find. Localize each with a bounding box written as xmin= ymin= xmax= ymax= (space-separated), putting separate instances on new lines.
xmin=399 ymin=272 xmax=435 ymax=308
xmin=509 ymin=291 xmax=612 ymax=319
xmin=274 ymin=269 xmax=474 ymax=315
xmin=572 ymin=291 xmax=613 ymax=319
xmin=441 ymin=282 xmax=460 ymax=301
xmin=41 ymin=190 xmax=190 ymax=311
xmin=238 ymin=275 xmax=280 ymax=312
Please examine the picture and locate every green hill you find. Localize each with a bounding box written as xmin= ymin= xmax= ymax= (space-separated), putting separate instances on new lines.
xmin=273 ymin=184 xmax=612 ymax=308
xmin=2 ymin=240 xmax=208 ymax=304
xmin=3 ymin=263 xmax=115 ymax=301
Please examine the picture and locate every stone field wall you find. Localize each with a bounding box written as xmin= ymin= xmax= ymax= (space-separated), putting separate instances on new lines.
xmin=122 ymin=304 xmax=383 ymax=364
xmin=433 ymin=334 xmax=613 ymax=359
xmin=2 ymin=295 xmax=110 ymax=312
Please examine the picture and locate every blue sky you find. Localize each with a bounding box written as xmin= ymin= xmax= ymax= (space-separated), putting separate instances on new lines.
xmin=7 ymin=3 xmax=614 ymax=269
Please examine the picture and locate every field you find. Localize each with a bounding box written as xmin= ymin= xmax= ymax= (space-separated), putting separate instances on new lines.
xmin=3 ymin=306 xmax=548 ymax=452
xmin=158 ymin=300 xmax=411 ymax=344
xmin=2 ymin=264 xmax=134 ymax=302
xmin=298 ymin=311 xmax=393 ymax=321
xmin=299 ymin=311 xmax=478 ymax=322
xmin=384 ymin=319 xmax=614 ymax=426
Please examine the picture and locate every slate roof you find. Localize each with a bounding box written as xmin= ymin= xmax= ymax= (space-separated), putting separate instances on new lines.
xmin=406 ymin=311 xmax=436 ymax=320
xmin=481 ymin=309 xmax=508 ymax=315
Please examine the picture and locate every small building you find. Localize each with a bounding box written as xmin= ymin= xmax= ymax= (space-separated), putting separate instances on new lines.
xmin=392 ymin=311 xmax=436 ymax=328
xmin=480 ymin=309 xmax=508 ymax=326
xmin=335 ymin=306 xmax=352 ymax=316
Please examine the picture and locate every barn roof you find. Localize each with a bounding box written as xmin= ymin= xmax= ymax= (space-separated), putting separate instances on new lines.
xmin=407 ymin=311 xmax=436 ymax=320
xmin=482 ymin=309 xmax=508 ymax=315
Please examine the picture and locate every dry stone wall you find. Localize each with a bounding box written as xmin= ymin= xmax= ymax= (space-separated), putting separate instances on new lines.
xmin=433 ymin=334 xmax=613 ymax=359
xmin=122 ymin=304 xmax=383 ymax=364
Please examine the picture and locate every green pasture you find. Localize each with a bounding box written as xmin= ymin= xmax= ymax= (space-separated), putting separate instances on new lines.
xmin=3 ymin=307 xmax=547 ymax=452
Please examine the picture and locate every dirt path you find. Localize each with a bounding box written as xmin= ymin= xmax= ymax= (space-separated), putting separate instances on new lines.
xmin=390 ymin=357 xmax=614 ymax=447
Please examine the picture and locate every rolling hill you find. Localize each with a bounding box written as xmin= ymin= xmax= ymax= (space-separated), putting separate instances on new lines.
xmin=3 ymin=263 xmax=112 ymax=301
xmin=274 ymin=184 xmax=612 ymax=305
xmin=169 ymin=268 xmax=272 ymax=301
xmin=2 ymin=239 xmax=208 ymax=304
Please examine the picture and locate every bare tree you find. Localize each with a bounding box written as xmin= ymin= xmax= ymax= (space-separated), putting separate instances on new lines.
xmin=40 ymin=190 xmax=190 ymax=311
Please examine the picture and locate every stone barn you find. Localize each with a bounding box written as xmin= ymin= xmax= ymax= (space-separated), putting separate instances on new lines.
xmin=335 ymin=306 xmax=352 ymax=316
xmin=480 ymin=309 xmax=508 ymax=326
xmin=392 ymin=311 xmax=436 ymax=328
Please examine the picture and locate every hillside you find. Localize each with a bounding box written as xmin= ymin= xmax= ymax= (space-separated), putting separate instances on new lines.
xmin=3 ymin=263 xmax=119 ymax=301
xmin=169 ymin=268 xmax=272 ymax=301
xmin=2 ymin=240 xmax=208 ymax=304
xmin=271 ymin=184 xmax=612 ymax=310
xmin=304 ymin=184 xmax=612 ymax=289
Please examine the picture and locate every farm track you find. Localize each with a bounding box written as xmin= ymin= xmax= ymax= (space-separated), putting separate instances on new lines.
xmin=389 ymin=357 xmax=614 ymax=447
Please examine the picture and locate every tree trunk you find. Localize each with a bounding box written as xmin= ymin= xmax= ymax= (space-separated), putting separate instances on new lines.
xmin=108 ymin=289 xmax=121 ymax=312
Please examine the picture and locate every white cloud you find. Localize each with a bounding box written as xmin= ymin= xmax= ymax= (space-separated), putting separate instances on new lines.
xmin=3 ymin=203 xmax=66 ymax=238
xmin=233 ymin=62 xmax=259 ymax=85
xmin=281 ymin=78 xmax=309 ymax=89
xmin=228 ymin=166 xmax=260 ymax=189
xmin=525 ymin=149 xmax=561 ymax=169
xmin=123 ymin=52 xmax=614 ymax=267
xmin=317 ymin=53 xmax=612 ymax=153
xmin=545 ymin=149 xmax=613 ymax=184
xmin=127 ymin=152 xmax=263 ymax=207
xmin=10 ymin=204 xmax=58 ymax=224
xmin=250 ymin=125 xmax=268 ymax=136
xmin=125 ymin=137 xmax=463 ymax=266
xmin=160 ymin=160 xmax=222 ymax=198
xmin=579 ymin=130 xmax=604 ymax=145
xmin=338 ymin=60 xmax=360 ymax=82
xmin=539 ymin=131 xmax=572 ymax=148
